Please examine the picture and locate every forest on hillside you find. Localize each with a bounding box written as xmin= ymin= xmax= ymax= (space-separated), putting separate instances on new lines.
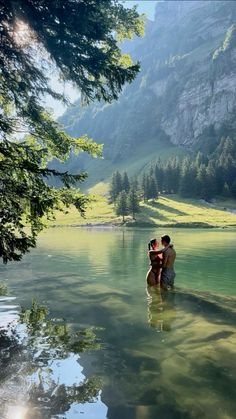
xmin=59 ymin=1 xmax=236 ymax=187
xmin=109 ymin=136 xmax=236 ymax=211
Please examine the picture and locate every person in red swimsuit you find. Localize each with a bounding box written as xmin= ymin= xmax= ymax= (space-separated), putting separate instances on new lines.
xmin=146 ymin=238 xmax=163 ymax=286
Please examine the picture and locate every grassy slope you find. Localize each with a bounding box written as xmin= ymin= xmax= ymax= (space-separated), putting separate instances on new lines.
xmin=84 ymin=138 xmax=186 ymax=194
xmin=48 ymin=195 xmax=236 ymax=228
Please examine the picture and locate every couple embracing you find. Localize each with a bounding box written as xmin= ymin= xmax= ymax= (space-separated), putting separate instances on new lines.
xmin=146 ymin=235 xmax=176 ymax=290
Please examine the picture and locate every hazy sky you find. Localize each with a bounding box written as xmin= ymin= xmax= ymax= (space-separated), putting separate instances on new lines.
xmin=47 ymin=1 xmax=157 ymax=118
xmin=124 ymin=1 xmax=157 ymax=20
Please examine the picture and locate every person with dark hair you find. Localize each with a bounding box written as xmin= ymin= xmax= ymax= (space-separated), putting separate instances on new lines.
xmin=146 ymin=238 xmax=168 ymax=286
xmin=160 ymin=235 xmax=176 ymax=290
xmin=146 ymin=238 xmax=162 ymax=286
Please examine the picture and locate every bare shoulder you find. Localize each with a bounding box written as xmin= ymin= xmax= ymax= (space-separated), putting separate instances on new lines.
xmin=172 ymin=247 xmax=176 ymax=256
xmin=166 ymin=247 xmax=176 ymax=255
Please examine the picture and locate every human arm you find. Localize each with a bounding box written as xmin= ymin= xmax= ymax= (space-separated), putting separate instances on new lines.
xmin=148 ymin=250 xmax=162 ymax=263
xmin=150 ymin=244 xmax=171 ymax=255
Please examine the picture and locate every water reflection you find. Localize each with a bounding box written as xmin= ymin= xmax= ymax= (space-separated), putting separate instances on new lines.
xmin=147 ymin=286 xmax=176 ymax=332
xmin=0 ymin=296 xmax=105 ymax=419
xmin=1 ymin=229 xmax=236 ymax=418
xmin=97 ymin=289 xmax=236 ymax=419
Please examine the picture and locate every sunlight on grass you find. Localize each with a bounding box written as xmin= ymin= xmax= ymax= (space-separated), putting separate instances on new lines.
xmin=48 ymin=196 xmax=122 ymax=226
xmin=47 ymin=195 xmax=236 ymax=228
xmin=140 ymin=196 xmax=236 ymax=227
xmin=88 ymin=181 xmax=109 ymax=196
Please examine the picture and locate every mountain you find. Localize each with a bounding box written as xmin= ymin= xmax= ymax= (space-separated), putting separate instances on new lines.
xmin=59 ymin=0 xmax=236 ymax=189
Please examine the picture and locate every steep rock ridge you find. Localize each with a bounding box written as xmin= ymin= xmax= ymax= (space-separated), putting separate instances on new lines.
xmin=150 ymin=1 xmax=236 ymax=145
xmin=60 ymin=1 xmax=236 ymax=176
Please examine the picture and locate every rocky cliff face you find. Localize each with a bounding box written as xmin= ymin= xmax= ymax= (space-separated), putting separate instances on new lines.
xmin=148 ymin=1 xmax=236 ymax=145
xmin=60 ymin=1 xmax=236 ymax=179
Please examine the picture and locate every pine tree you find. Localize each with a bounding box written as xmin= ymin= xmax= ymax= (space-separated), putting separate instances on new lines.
xmin=163 ymin=158 xmax=180 ymax=194
xmin=163 ymin=160 xmax=171 ymax=194
xmin=147 ymin=176 xmax=158 ymax=200
xmin=230 ymin=178 xmax=236 ymax=199
xmin=142 ymin=174 xmax=148 ymax=202
xmin=110 ymin=172 xmax=118 ymax=203
xmin=195 ymin=151 xmax=207 ymax=168
xmin=128 ymin=187 xmax=140 ymax=219
xmin=195 ymin=163 xmax=215 ymax=201
xmin=179 ymin=158 xmax=193 ymax=197
xmin=116 ymin=171 xmax=123 ymax=195
xmin=206 ymin=161 xmax=217 ymax=200
xmin=155 ymin=159 xmax=164 ymax=193
xmin=170 ymin=157 xmax=181 ymax=193
xmin=131 ymin=177 xmax=139 ymax=191
xmin=115 ymin=191 xmax=129 ymax=222
xmin=222 ymin=182 xmax=231 ymax=198
xmin=122 ymin=172 xmax=130 ymax=193
xmin=0 ymin=1 xmax=144 ymax=263
xmin=109 ymin=171 xmax=123 ymax=202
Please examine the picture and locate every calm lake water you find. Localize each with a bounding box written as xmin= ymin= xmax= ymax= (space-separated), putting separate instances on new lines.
xmin=0 ymin=228 xmax=236 ymax=419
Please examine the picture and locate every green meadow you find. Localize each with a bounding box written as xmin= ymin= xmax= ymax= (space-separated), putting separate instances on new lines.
xmin=48 ymin=195 xmax=236 ymax=228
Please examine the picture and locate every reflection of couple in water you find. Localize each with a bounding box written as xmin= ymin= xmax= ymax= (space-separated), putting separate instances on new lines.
xmin=146 ymin=234 xmax=176 ymax=290
xmin=147 ymin=285 xmax=176 ymax=331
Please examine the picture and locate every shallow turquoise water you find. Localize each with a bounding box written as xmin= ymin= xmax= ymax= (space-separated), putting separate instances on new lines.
xmin=0 ymin=228 xmax=236 ymax=418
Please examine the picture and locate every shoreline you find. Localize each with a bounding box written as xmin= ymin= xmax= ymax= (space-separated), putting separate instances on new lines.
xmin=48 ymin=221 xmax=236 ymax=229
xmin=45 ymin=195 xmax=236 ymax=230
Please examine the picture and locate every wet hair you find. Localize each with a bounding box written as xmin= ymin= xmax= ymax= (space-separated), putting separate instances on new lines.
xmin=161 ymin=234 xmax=171 ymax=244
xmin=148 ymin=238 xmax=157 ymax=251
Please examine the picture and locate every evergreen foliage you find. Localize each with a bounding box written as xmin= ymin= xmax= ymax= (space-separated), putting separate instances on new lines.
xmin=0 ymin=0 xmax=143 ymax=262
xmin=115 ymin=190 xmax=129 ymax=222
xmin=109 ymin=136 xmax=236 ymax=224
xmin=109 ymin=171 xmax=123 ymax=202
xmin=147 ymin=176 xmax=158 ymax=200
xmin=142 ymin=136 xmax=236 ymax=201
xmin=142 ymin=173 xmax=148 ymax=202
xmin=128 ymin=187 xmax=140 ymax=219
xmin=122 ymin=172 xmax=130 ymax=193
xmin=110 ymin=171 xmax=140 ymax=220
xmin=109 ymin=170 xmax=132 ymax=202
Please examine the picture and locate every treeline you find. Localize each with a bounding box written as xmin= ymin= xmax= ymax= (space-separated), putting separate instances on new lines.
xmin=109 ymin=137 xmax=236 ymax=209
xmin=109 ymin=172 xmax=140 ymax=221
xmin=143 ymin=136 xmax=236 ymax=201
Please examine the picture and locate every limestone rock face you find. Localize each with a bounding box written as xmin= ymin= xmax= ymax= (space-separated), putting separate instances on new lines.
xmin=148 ymin=0 xmax=236 ymax=145
xmin=160 ymin=70 xmax=236 ymax=145
xmin=60 ymin=1 xmax=236 ymax=171
xmin=154 ymin=1 xmax=207 ymax=29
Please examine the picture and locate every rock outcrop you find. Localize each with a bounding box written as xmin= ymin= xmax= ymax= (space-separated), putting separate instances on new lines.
xmin=60 ymin=1 xmax=236 ymax=178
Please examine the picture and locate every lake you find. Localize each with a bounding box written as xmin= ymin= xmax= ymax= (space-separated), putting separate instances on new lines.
xmin=0 ymin=228 xmax=236 ymax=419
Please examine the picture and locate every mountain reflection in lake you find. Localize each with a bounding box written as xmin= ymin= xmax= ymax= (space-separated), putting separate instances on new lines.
xmin=0 ymin=228 xmax=236 ymax=418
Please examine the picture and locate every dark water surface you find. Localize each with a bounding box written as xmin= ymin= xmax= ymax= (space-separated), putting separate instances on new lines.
xmin=0 ymin=228 xmax=236 ymax=419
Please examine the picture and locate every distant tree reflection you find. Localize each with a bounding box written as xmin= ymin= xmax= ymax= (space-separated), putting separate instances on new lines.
xmin=0 ymin=282 xmax=8 ymax=296
xmin=0 ymin=299 xmax=102 ymax=418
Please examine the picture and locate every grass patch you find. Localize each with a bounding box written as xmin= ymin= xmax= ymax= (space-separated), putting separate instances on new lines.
xmin=84 ymin=138 xmax=186 ymax=193
xmin=47 ymin=195 xmax=236 ymax=228
xmin=47 ymin=196 xmax=123 ymax=226
xmin=139 ymin=196 xmax=236 ymax=228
